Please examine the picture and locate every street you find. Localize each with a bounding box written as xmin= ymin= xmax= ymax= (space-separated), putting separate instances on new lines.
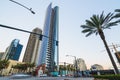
xmin=0 ymin=76 xmax=94 ymax=80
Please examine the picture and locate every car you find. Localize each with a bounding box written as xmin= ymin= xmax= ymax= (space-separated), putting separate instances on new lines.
xmin=9 ymin=73 xmax=32 ymax=79
xmin=39 ymin=74 xmax=47 ymax=77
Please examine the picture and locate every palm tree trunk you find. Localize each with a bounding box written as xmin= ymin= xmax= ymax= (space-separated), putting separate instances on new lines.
xmin=99 ymin=31 xmax=119 ymax=74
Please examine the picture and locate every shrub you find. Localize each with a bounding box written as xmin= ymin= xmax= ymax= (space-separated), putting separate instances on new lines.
xmin=93 ymin=74 xmax=120 ymax=80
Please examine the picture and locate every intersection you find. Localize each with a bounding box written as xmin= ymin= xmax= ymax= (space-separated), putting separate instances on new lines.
xmin=0 ymin=76 xmax=94 ymax=80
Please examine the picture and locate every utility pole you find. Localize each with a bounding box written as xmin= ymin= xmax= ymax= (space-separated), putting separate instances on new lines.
xmin=111 ymin=43 xmax=120 ymax=52
xmin=108 ymin=43 xmax=120 ymax=56
xmin=110 ymin=43 xmax=120 ymax=64
xmin=101 ymin=43 xmax=120 ymax=53
xmin=101 ymin=43 xmax=120 ymax=74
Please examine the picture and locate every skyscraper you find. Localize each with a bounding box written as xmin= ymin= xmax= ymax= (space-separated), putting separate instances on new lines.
xmin=37 ymin=3 xmax=59 ymax=73
xmin=2 ymin=39 xmax=23 ymax=61
xmin=23 ymin=28 xmax=42 ymax=65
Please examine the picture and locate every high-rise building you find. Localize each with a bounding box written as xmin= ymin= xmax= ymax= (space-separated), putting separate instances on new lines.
xmin=75 ymin=58 xmax=87 ymax=71
xmin=2 ymin=39 xmax=23 ymax=61
xmin=37 ymin=3 xmax=59 ymax=73
xmin=23 ymin=28 xmax=42 ymax=65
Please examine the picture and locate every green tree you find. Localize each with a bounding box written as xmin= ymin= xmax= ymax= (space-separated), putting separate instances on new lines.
xmin=66 ymin=64 xmax=75 ymax=72
xmin=80 ymin=12 xmax=120 ymax=74
xmin=12 ymin=63 xmax=28 ymax=73
xmin=26 ymin=62 xmax=35 ymax=73
xmin=59 ymin=65 xmax=65 ymax=71
xmin=0 ymin=59 xmax=9 ymax=74
xmin=0 ymin=59 xmax=9 ymax=69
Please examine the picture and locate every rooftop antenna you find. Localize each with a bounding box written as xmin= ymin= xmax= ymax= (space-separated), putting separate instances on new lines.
xmin=9 ymin=0 xmax=35 ymax=14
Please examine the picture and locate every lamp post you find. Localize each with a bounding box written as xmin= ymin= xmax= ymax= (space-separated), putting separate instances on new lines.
xmin=66 ymin=55 xmax=78 ymax=77
xmin=9 ymin=0 xmax=35 ymax=14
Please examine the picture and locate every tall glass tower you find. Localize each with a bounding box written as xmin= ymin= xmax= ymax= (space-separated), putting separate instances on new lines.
xmin=2 ymin=39 xmax=23 ymax=61
xmin=37 ymin=3 xmax=59 ymax=73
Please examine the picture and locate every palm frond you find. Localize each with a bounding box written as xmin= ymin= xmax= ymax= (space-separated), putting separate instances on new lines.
xmin=104 ymin=20 xmax=120 ymax=29
xmin=115 ymin=9 xmax=120 ymax=12
xmin=86 ymin=20 xmax=96 ymax=27
xmin=82 ymin=29 xmax=93 ymax=33
xmin=113 ymin=14 xmax=120 ymax=18
xmin=113 ymin=9 xmax=120 ymax=18
xmin=105 ymin=23 xmax=117 ymax=29
xmin=104 ymin=12 xmax=113 ymax=23
xmin=90 ymin=15 xmax=99 ymax=27
xmin=81 ymin=25 xmax=94 ymax=29
xmin=100 ymin=11 xmax=105 ymax=25
xmin=81 ymin=27 xmax=98 ymax=37
xmin=85 ymin=31 xmax=94 ymax=37
xmin=102 ymin=12 xmax=114 ymax=27
xmin=103 ymin=18 xmax=120 ymax=29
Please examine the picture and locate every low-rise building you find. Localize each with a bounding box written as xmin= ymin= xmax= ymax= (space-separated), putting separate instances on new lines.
xmin=91 ymin=64 xmax=104 ymax=71
xmin=2 ymin=59 xmax=24 ymax=75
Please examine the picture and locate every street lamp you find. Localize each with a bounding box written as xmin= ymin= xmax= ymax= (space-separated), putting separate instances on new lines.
xmin=9 ymin=0 xmax=35 ymax=14
xmin=66 ymin=55 xmax=78 ymax=77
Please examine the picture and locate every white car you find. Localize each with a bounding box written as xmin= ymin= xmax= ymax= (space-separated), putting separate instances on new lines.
xmin=39 ymin=74 xmax=47 ymax=77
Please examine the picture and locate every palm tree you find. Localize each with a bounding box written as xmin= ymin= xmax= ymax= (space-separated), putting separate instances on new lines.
xmin=80 ymin=12 xmax=120 ymax=74
xmin=0 ymin=59 xmax=9 ymax=75
xmin=26 ymin=62 xmax=35 ymax=73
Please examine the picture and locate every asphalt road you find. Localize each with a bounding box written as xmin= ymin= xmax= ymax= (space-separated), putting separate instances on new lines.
xmin=0 ymin=77 xmax=94 ymax=80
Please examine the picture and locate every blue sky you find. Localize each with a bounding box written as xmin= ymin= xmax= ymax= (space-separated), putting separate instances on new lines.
xmin=0 ymin=0 xmax=120 ymax=69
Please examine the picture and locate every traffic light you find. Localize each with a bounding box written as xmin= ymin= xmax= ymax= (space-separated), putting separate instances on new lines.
xmin=39 ymin=35 xmax=43 ymax=40
xmin=56 ymin=41 xmax=58 ymax=46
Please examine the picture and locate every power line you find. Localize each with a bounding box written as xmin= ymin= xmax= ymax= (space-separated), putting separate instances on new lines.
xmin=101 ymin=43 xmax=120 ymax=53
xmin=108 ymin=43 xmax=120 ymax=52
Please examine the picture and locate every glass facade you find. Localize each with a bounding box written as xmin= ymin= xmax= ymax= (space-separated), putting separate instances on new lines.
xmin=5 ymin=39 xmax=23 ymax=61
xmin=37 ymin=3 xmax=59 ymax=73
xmin=38 ymin=3 xmax=52 ymax=65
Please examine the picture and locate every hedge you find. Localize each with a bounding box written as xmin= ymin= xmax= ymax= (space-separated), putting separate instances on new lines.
xmin=93 ymin=74 xmax=120 ymax=80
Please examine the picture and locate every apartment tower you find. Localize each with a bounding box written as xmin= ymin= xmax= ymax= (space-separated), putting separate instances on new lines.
xmin=37 ymin=3 xmax=59 ymax=73
xmin=23 ymin=28 xmax=42 ymax=65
